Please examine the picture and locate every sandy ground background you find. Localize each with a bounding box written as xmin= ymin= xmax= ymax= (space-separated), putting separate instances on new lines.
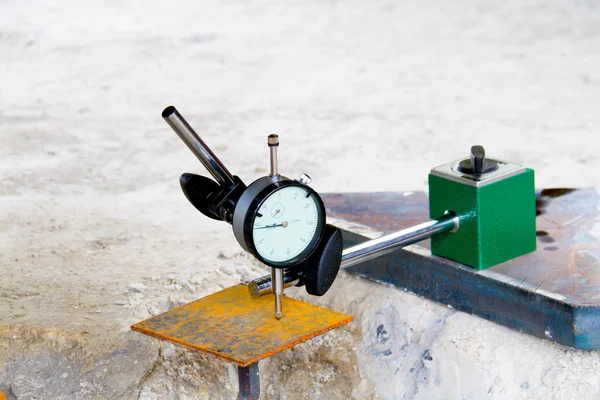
xmin=1 ymin=0 xmax=600 ymax=399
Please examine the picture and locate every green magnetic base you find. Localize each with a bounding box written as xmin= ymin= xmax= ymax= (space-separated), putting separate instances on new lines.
xmin=429 ymin=167 xmax=536 ymax=270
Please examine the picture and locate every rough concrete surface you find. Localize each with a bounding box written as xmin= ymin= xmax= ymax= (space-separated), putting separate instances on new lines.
xmin=1 ymin=0 xmax=599 ymax=399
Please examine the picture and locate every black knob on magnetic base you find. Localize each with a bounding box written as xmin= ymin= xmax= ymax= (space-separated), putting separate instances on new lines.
xmin=303 ymin=224 xmax=343 ymax=296
xmin=471 ymin=145 xmax=485 ymax=174
xmin=457 ymin=145 xmax=499 ymax=175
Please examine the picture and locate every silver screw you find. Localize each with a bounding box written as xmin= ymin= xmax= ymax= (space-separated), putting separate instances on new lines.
xmin=298 ymin=173 xmax=312 ymax=185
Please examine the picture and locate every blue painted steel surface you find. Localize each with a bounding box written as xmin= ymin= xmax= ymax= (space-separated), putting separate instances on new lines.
xmin=322 ymin=189 xmax=600 ymax=350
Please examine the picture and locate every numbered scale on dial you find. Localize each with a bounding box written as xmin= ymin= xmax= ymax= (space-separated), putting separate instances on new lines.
xmin=163 ymin=107 xmax=343 ymax=320
xmin=233 ymin=177 xmax=326 ymax=268
xmin=252 ymin=185 xmax=322 ymax=264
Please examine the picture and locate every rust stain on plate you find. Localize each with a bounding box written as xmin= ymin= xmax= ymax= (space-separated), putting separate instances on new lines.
xmin=131 ymin=285 xmax=353 ymax=367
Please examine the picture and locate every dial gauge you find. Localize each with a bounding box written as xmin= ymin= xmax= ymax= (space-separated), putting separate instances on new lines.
xmin=252 ymin=185 xmax=321 ymax=264
xmin=232 ymin=177 xmax=326 ymax=268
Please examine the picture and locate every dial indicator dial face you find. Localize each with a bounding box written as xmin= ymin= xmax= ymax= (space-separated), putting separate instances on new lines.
xmin=252 ymin=185 xmax=322 ymax=265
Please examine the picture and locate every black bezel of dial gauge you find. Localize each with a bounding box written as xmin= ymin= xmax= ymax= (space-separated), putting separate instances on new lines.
xmin=242 ymin=180 xmax=326 ymax=268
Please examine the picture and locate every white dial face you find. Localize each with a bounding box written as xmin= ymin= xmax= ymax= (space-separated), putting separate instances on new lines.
xmin=252 ymin=185 xmax=321 ymax=264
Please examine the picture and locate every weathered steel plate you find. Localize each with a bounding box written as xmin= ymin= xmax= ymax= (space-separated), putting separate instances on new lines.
xmin=131 ymin=285 xmax=352 ymax=366
xmin=323 ymin=188 xmax=600 ymax=350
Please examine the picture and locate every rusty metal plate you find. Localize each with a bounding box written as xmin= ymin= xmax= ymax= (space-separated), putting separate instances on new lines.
xmin=323 ymin=188 xmax=600 ymax=349
xmin=131 ymin=285 xmax=352 ymax=366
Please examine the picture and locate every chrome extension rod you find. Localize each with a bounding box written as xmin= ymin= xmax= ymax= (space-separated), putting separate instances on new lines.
xmin=162 ymin=106 xmax=236 ymax=188
xmin=248 ymin=212 xmax=459 ymax=298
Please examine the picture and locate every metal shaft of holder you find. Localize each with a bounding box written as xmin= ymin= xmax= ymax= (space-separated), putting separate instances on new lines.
xmin=162 ymin=106 xmax=236 ymax=187
xmin=248 ymin=213 xmax=459 ymax=297
xmin=340 ymin=213 xmax=458 ymax=268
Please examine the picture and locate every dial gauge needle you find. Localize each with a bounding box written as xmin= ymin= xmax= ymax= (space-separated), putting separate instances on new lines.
xmin=254 ymin=221 xmax=289 ymax=230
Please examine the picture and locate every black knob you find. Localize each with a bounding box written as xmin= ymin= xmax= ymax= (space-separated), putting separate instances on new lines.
xmin=457 ymin=145 xmax=498 ymax=175
xmin=303 ymin=225 xmax=343 ymax=296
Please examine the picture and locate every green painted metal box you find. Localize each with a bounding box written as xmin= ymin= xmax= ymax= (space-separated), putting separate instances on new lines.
xmin=428 ymin=161 xmax=536 ymax=270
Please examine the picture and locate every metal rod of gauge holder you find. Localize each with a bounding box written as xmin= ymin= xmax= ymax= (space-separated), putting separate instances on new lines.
xmin=267 ymin=134 xmax=284 ymax=319
xmin=162 ymin=106 xmax=236 ymax=188
xmin=248 ymin=212 xmax=460 ymax=297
